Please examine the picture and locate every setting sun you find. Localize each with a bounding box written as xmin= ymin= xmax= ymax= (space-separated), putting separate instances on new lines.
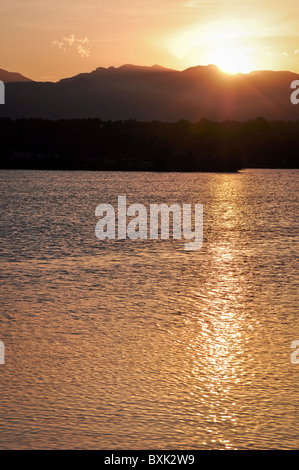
xmin=211 ymin=48 xmax=252 ymax=74
xmin=165 ymin=19 xmax=262 ymax=75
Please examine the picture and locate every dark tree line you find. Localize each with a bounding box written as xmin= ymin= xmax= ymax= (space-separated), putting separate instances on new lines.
xmin=0 ymin=117 xmax=298 ymax=172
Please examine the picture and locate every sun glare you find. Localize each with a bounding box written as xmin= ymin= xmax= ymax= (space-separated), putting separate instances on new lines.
xmin=211 ymin=49 xmax=252 ymax=75
xmin=166 ymin=21 xmax=257 ymax=74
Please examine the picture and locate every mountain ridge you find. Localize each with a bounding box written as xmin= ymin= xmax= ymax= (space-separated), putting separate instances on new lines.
xmin=1 ymin=64 xmax=298 ymax=121
xmin=0 ymin=68 xmax=33 ymax=83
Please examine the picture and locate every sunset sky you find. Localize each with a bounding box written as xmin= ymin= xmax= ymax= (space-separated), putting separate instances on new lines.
xmin=1 ymin=0 xmax=299 ymax=81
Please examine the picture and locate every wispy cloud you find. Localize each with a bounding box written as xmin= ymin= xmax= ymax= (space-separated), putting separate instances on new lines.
xmin=52 ymin=34 xmax=91 ymax=58
xmin=52 ymin=40 xmax=65 ymax=51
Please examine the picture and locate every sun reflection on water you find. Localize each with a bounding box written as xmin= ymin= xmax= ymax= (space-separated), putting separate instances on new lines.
xmin=177 ymin=174 xmax=262 ymax=448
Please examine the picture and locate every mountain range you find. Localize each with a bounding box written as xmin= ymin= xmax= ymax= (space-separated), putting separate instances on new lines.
xmin=0 ymin=68 xmax=32 ymax=83
xmin=0 ymin=64 xmax=298 ymax=121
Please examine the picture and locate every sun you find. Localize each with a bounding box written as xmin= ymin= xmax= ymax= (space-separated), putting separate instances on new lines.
xmin=211 ymin=48 xmax=251 ymax=75
xmin=166 ymin=20 xmax=258 ymax=74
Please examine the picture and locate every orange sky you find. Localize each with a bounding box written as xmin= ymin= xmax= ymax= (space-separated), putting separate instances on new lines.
xmin=1 ymin=0 xmax=299 ymax=81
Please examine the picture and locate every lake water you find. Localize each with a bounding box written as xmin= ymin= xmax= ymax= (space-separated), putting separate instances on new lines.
xmin=0 ymin=169 xmax=298 ymax=449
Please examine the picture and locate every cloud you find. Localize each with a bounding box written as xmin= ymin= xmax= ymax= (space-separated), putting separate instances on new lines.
xmin=63 ymin=34 xmax=76 ymax=46
xmin=52 ymin=40 xmax=66 ymax=51
xmin=52 ymin=34 xmax=91 ymax=58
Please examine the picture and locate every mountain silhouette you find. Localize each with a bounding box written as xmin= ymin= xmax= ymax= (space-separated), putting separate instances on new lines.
xmin=0 ymin=64 xmax=298 ymax=121
xmin=0 ymin=68 xmax=33 ymax=83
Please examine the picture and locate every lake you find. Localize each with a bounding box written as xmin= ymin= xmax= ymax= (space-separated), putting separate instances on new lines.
xmin=0 ymin=169 xmax=298 ymax=449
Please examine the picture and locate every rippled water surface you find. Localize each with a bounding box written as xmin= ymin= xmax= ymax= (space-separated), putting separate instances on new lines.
xmin=0 ymin=169 xmax=298 ymax=449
